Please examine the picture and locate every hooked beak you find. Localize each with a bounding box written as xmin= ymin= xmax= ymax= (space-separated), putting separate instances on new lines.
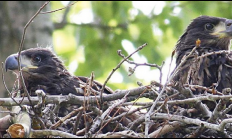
xmin=5 ymin=53 xmax=37 ymax=72
xmin=5 ymin=54 xmax=20 ymax=72
xmin=223 ymin=19 xmax=232 ymax=36
xmin=213 ymin=19 xmax=232 ymax=38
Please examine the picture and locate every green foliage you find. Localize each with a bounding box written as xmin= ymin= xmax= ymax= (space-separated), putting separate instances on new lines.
xmin=51 ymin=1 xmax=232 ymax=91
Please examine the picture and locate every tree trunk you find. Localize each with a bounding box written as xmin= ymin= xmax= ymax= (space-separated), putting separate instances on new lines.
xmin=0 ymin=1 xmax=53 ymax=106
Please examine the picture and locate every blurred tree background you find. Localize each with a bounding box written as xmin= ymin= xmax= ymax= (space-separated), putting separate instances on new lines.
xmin=2 ymin=1 xmax=232 ymax=95
xmin=50 ymin=1 xmax=232 ymax=91
xmin=0 ymin=1 xmax=53 ymax=99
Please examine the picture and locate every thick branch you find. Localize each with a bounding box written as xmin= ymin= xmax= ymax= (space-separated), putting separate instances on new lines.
xmin=30 ymin=129 xmax=79 ymax=138
xmin=0 ymin=86 xmax=148 ymax=106
xmin=152 ymin=113 xmax=232 ymax=132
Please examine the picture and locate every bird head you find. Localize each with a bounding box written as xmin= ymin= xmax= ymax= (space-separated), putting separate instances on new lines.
xmin=5 ymin=48 xmax=67 ymax=77
xmin=4 ymin=48 xmax=72 ymax=95
xmin=175 ymin=15 xmax=232 ymax=65
xmin=5 ymin=48 xmax=113 ymax=96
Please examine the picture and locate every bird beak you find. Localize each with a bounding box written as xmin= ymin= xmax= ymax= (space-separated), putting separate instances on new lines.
xmin=5 ymin=54 xmax=20 ymax=72
xmin=214 ymin=19 xmax=232 ymax=38
xmin=5 ymin=53 xmax=37 ymax=72
xmin=224 ymin=19 xmax=232 ymax=36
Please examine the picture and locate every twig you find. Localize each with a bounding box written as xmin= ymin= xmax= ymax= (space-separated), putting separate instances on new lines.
xmin=222 ymin=103 xmax=232 ymax=116
xmin=185 ymin=84 xmax=223 ymax=95
xmin=1 ymin=62 xmax=11 ymax=95
xmin=0 ymin=86 xmax=148 ymax=107
xmin=117 ymin=51 xmax=163 ymax=76
xmin=35 ymin=117 xmax=46 ymax=130
xmin=75 ymin=127 xmax=87 ymax=136
xmin=129 ymin=115 xmax=147 ymax=131
xmin=166 ymin=50 xmax=176 ymax=83
xmin=94 ymin=130 xmax=142 ymax=138
xmin=86 ymin=72 xmax=101 ymax=109
xmin=17 ymin=1 xmax=50 ymax=113
xmin=208 ymin=89 xmax=231 ymax=123
xmin=124 ymin=93 xmax=232 ymax=107
xmin=151 ymin=113 xmax=232 ymax=132
xmin=100 ymin=43 xmax=147 ymax=101
xmin=72 ymin=109 xmax=83 ymax=134
xmin=34 ymin=90 xmax=46 ymax=113
xmin=149 ymin=121 xmax=185 ymax=138
xmin=159 ymin=61 xmax=165 ymax=88
xmin=3 ymin=90 xmax=232 ymax=108
xmin=144 ymin=39 xmax=201 ymax=137
xmin=180 ymin=87 xmax=212 ymax=118
xmin=50 ymin=107 xmax=84 ymax=130
xmin=172 ymin=39 xmax=200 ymax=80
xmin=0 ymin=115 xmax=12 ymax=131
xmin=30 ymin=129 xmax=79 ymax=138
xmin=88 ymin=91 xmax=130 ymax=137
xmin=105 ymin=105 xmax=148 ymax=124
xmin=1 ymin=62 xmax=23 ymax=109
xmin=40 ymin=1 xmax=77 ymax=14
xmin=197 ymin=50 xmax=230 ymax=60
xmin=60 ymin=1 xmax=73 ymax=24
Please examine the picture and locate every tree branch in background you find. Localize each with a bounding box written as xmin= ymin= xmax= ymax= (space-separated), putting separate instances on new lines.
xmin=40 ymin=1 xmax=77 ymax=14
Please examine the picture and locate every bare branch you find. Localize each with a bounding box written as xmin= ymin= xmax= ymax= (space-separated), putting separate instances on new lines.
xmin=100 ymin=43 xmax=147 ymax=101
xmin=88 ymin=91 xmax=130 ymax=137
xmin=151 ymin=113 xmax=232 ymax=132
xmin=17 ymin=1 xmax=50 ymax=112
xmin=30 ymin=129 xmax=79 ymax=138
xmin=40 ymin=1 xmax=77 ymax=14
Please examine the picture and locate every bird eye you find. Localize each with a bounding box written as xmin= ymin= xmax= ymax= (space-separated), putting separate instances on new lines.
xmin=32 ymin=56 xmax=41 ymax=63
xmin=205 ymin=23 xmax=214 ymax=30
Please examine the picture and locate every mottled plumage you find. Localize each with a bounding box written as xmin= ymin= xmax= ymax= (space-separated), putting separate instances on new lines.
xmin=174 ymin=15 xmax=232 ymax=93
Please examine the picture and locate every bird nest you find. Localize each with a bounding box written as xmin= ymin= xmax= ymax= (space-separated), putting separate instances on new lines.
xmin=2 ymin=43 xmax=232 ymax=138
